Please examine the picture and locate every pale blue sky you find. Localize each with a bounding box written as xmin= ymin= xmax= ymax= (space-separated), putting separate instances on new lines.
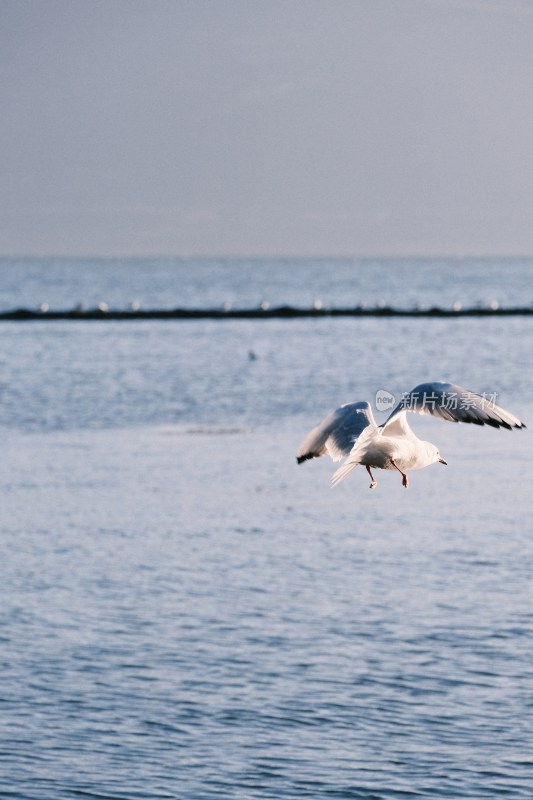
xmin=2 ymin=0 xmax=533 ymax=256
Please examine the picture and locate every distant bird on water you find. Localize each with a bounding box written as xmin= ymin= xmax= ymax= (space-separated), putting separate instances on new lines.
xmin=296 ymin=382 xmax=525 ymax=489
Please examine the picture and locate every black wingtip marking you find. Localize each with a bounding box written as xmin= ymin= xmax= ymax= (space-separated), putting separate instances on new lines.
xmin=297 ymin=453 xmax=315 ymax=464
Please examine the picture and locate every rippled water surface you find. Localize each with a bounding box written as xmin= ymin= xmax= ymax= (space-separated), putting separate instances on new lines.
xmin=1 ymin=255 xmax=532 ymax=311
xmin=0 ymin=259 xmax=532 ymax=799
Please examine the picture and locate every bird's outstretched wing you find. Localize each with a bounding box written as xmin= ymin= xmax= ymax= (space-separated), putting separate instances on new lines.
xmin=296 ymin=401 xmax=377 ymax=463
xmin=382 ymin=381 xmax=526 ymax=435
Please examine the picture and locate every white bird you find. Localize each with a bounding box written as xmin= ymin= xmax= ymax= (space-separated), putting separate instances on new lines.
xmin=296 ymin=382 xmax=526 ymax=489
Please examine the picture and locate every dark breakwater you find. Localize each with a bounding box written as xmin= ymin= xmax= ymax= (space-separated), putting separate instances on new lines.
xmin=1 ymin=304 xmax=532 ymax=321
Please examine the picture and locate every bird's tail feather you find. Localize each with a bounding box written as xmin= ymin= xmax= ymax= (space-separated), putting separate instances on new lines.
xmin=330 ymin=426 xmax=375 ymax=487
xmin=330 ymin=459 xmax=360 ymax=487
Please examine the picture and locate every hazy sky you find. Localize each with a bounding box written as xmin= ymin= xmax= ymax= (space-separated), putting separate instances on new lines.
xmin=2 ymin=0 xmax=533 ymax=256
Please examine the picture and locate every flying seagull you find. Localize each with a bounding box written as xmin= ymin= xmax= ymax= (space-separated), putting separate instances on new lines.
xmin=296 ymin=382 xmax=525 ymax=489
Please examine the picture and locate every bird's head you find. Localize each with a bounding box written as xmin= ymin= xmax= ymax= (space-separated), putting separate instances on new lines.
xmin=424 ymin=441 xmax=447 ymax=466
xmin=427 ymin=442 xmax=447 ymax=465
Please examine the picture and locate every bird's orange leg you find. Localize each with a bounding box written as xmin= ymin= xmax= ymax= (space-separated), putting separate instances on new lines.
xmin=391 ymin=459 xmax=409 ymax=488
xmin=366 ymin=465 xmax=377 ymax=489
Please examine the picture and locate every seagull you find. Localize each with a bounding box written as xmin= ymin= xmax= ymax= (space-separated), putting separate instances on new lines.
xmin=296 ymin=381 xmax=526 ymax=489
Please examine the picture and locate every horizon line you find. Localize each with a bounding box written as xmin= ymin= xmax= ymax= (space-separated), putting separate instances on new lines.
xmin=1 ymin=253 xmax=533 ymax=262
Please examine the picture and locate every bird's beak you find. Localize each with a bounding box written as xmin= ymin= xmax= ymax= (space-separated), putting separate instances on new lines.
xmin=438 ymin=457 xmax=447 ymax=465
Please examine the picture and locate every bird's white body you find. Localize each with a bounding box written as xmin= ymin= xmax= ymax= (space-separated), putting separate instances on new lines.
xmin=296 ymin=381 xmax=525 ymax=490
xmin=360 ymin=435 xmax=434 ymax=471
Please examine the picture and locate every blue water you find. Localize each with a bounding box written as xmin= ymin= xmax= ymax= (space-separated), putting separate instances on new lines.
xmin=0 ymin=258 xmax=532 ymax=798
